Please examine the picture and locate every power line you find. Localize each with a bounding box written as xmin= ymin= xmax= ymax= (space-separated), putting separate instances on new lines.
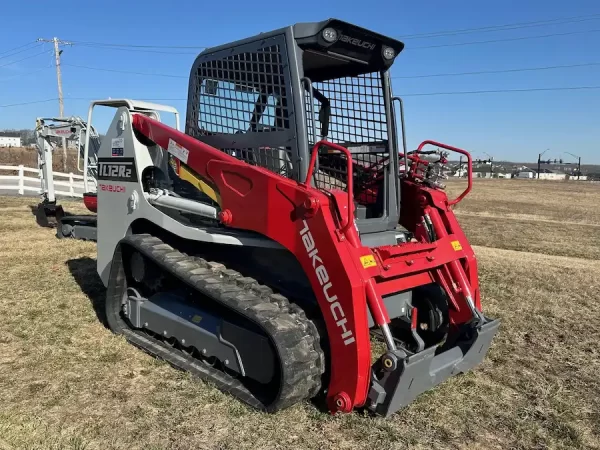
xmin=0 ymin=98 xmax=57 ymax=108
xmin=114 ymin=86 xmax=600 ymax=100
xmin=68 ymin=39 xmax=207 ymax=50
xmin=1 ymin=85 xmax=598 ymax=110
xmin=70 ymin=43 xmax=198 ymax=55
xmin=0 ymin=43 xmax=43 ymax=61
xmin=66 ymin=60 xmax=600 ymax=81
xmin=0 ymin=66 xmax=52 ymax=82
xmin=411 ymin=28 xmax=600 ymax=49
xmin=399 ymin=86 xmax=600 ymax=97
xmin=393 ymin=61 xmax=600 ymax=79
xmin=0 ymin=41 xmax=38 ymax=57
xmin=400 ymin=13 xmax=600 ymax=39
xmin=63 ymin=63 xmax=186 ymax=78
xmin=0 ymin=50 xmax=50 ymax=69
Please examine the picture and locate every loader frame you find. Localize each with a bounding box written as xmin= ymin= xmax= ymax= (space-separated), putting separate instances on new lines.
xmin=95 ymin=18 xmax=499 ymax=417
xmin=96 ymin=106 xmax=499 ymax=415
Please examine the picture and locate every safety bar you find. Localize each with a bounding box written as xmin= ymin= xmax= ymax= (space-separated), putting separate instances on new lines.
xmin=304 ymin=140 xmax=354 ymax=233
xmin=415 ymin=140 xmax=473 ymax=206
xmin=392 ymin=97 xmax=409 ymax=177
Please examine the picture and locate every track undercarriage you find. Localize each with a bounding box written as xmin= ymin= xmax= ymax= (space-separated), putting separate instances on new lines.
xmin=105 ymin=234 xmax=325 ymax=411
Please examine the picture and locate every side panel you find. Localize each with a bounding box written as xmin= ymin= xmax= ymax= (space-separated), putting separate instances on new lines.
xmin=96 ymin=109 xmax=281 ymax=287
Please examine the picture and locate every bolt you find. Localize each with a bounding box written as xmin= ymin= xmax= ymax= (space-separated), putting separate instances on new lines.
xmin=384 ymin=264 xmax=391 ymax=270
xmin=426 ymin=256 xmax=435 ymax=261
xmin=144 ymin=322 xmax=148 ymax=327
xmin=163 ymin=331 xmax=167 ymax=336
xmin=224 ymin=359 xmax=229 ymax=365
xmin=336 ymin=398 xmax=344 ymax=408
xmin=181 ymin=339 xmax=186 ymax=345
xmin=406 ymin=260 xmax=414 ymax=266
xmin=202 ymin=348 xmax=207 ymax=355
xmin=219 ymin=209 xmax=233 ymax=225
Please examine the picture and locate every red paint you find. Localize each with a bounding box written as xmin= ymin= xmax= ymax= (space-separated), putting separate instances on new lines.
xmin=131 ymin=114 xmax=484 ymax=412
xmin=220 ymin=170 xmax=254 ymax=197
xmin=412 ymin=140 xmax=473 ymax=206
xmin=304 ymin=140 xmax=354 ymax=235
xmin=83 ymin=192 xmax=98 ymax=212
xmin=411 ymin=307 xmax=418 ymax=330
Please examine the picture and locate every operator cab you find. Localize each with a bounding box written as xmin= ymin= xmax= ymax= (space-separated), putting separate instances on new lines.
xmin=186 ymin=19 xmax=405 ymax=242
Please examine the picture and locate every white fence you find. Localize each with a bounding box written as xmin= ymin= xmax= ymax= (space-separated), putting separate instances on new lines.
xmin=0 ymin=164 xmax=85 ymax=198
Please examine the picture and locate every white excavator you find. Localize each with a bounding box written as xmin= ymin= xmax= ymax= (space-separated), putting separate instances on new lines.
xmin=34 ymin=100 xmax=180 ymax=240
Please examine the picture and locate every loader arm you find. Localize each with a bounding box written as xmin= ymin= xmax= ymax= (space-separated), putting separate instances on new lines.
xmin=131 ymin=113 xmax=499 ymax=414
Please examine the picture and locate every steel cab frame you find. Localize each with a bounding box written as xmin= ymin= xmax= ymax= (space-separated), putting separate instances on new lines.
xmin=186 ymin=18 xmax=405 ymax=241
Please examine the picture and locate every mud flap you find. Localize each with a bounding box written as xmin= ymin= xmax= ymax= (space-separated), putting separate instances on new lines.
xmin=368 ymin=317 xmax=500 ymax=417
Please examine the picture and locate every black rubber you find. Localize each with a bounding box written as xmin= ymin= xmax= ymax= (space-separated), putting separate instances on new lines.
xmin=105 ymin=233 xmax=325 ymax=412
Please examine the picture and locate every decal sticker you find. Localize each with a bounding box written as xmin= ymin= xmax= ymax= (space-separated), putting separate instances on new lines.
xmin=300 ymin=220 xmax=355 ymax=346
xmin=451 ymin=240 xmax=463 ymax=251
xmin=168 ymin=138 xmax=189 ymax=164
xmin=99 ymin=183 xmax=126 ymax=193
xmin=360 ymin=254 xmax=377 ymax=269
xmin=97 ymin=157 xmax=138 ymax=182
xmin=111 ymin=138 xmax=124 ymax=156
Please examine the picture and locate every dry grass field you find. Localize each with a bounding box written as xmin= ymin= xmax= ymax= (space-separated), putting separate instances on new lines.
xmin=0 ymin=179 xmax=598 ymax=450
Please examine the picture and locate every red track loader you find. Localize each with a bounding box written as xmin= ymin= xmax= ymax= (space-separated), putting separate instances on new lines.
xmin=95 ymin=18 xmax=499 ymax=416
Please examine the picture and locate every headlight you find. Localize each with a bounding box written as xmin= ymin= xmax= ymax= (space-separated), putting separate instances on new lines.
xmin=382 ymin=46 xmax=396 ymax=60
xmin=322 ymin=28 xmax=339 ymax=43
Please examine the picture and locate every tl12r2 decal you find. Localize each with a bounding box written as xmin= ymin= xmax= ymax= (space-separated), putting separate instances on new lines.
xmin=97 ymin=158 xmax=138 ymax=182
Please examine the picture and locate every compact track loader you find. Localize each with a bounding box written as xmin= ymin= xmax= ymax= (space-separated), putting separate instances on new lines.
xmin=95 ymin=18 xmax=500 ymax=416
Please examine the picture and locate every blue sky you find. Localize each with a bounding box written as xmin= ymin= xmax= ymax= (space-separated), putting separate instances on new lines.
xmin=0 ymin=0 xmax=599 ymax=163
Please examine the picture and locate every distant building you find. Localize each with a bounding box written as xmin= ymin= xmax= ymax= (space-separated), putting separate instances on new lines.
xmin=471 ymin=165 xmax=512 ymax=179
xmin=0 ymin=132 xmax=21 ymax=148
xmin=516 ymin=167 xmax=567 ymax=180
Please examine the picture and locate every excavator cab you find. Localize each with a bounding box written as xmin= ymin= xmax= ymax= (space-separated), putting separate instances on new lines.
xmin=186 ymin=19 xmax=404 ymax=245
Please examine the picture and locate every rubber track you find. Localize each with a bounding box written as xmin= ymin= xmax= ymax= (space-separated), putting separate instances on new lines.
xmin=106 ymin=233 xmax=325 ymax=412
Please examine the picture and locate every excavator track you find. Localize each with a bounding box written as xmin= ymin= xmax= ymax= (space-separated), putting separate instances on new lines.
xmin=105 ymin=233 xmax=325 ymax=412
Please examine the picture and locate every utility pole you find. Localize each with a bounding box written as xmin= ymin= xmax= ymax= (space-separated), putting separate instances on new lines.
xmin=538 ymin=149 xmax=549 ymax=180
xmin=566 ymin=152 xmax=582 ymax=180
xmin=483 ymin=152 xmax=494 ymax=178
xmin=37 ymin=37 xmax=72 ymax=172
